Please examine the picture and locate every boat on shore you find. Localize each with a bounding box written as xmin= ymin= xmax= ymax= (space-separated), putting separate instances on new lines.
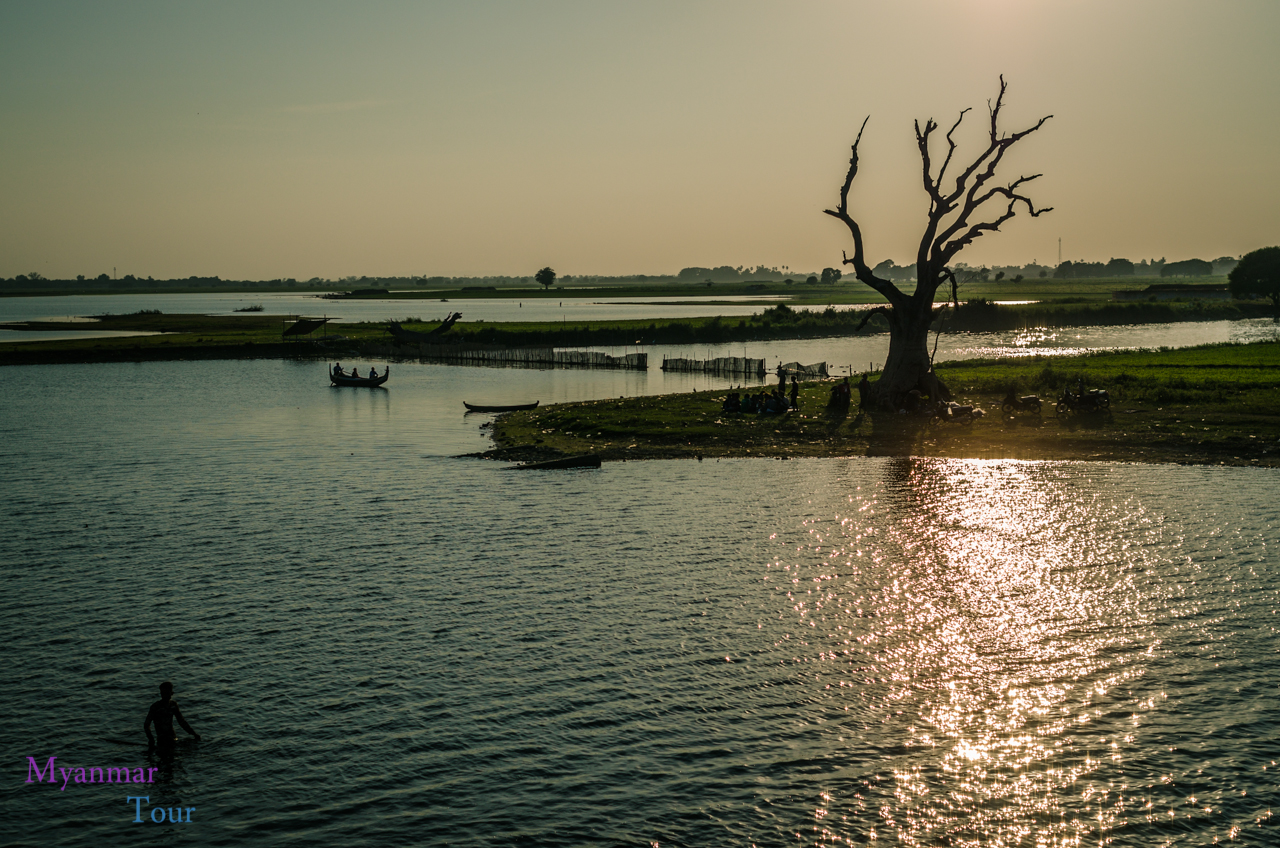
xmin=330 ymin=364 xmax=389 ymax=387
xmin=516 ymin=454 xmax=602 ymax=470
xmin=463 ymin=401 xmax=539 ymax=413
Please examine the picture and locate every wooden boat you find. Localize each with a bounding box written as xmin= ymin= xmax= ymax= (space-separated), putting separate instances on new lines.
xmin=463 ymin=401 xmax=539 ymax=413
xmin=330 ymin=365 xmax=389 ymax=387
xmin=516 ymin=454 xmax=602 ymax=470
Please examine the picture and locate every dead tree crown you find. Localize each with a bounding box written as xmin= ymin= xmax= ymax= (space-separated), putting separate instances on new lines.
xmin=823 ymin=76 xmax=1052 ymax=324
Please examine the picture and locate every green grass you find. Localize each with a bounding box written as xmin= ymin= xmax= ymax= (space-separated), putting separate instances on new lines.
xmin=488 ymin=340 xmax=1280 ymax=467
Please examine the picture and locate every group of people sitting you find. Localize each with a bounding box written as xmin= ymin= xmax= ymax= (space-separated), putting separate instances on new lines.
xmin=333 ymin=363 xmax=378 ymax=379
xmin=722 ymin=386 xmax=794 ymax=415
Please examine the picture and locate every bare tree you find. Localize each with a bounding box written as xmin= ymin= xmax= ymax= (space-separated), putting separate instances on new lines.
xmin=824 ymin=76 xmax=1052 ymax=409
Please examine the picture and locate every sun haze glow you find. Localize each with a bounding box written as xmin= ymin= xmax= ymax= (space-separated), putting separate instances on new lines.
xmin=2 ymin=0 xmax=1277 ymax=280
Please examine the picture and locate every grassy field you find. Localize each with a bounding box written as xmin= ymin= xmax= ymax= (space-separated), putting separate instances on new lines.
xmin=484 ymin=341 xmax=1280 ymax=468
xmin=0 ymin=312 xmax=391 ymax=365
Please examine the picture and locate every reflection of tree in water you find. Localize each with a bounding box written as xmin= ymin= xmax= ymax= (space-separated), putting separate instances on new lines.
xmin=789 ymin=458 xmax=1162 ymax=846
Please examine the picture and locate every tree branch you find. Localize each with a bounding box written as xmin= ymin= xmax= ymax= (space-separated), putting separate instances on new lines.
xmin=823 ymin=116 xmax=906 ymax=307
xmin=925 ymin=76 xmax=1053 ymax=269
xmin=854 ymin=305 xmax=892 ymax=332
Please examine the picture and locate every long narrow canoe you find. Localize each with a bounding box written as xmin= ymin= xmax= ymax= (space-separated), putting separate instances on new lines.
xmin=516 ymin=454 xmax=602 ymax=470
xmin=330 ymin=365 xmax=389 ymax=387
xmin=463 ymin=401 xmax=539 ymax=413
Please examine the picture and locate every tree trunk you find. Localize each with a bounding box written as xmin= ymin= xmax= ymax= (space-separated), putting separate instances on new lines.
xmin=867 ymin=297 xmax=948 ymax=410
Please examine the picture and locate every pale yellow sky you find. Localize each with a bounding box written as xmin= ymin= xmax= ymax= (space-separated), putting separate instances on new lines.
xmin=2 ymin=1 xmax=1277 ymax=280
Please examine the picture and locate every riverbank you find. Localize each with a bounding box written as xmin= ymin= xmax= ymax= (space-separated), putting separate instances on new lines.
xmin=2 ymin=299 xmax=1272 ymax=366
xmin=482 ymin=341 xmax=1280 ymax=468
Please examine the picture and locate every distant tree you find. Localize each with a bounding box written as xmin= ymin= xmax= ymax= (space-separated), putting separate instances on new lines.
xmin=820 ymin=267 xmax=842 ymax=285
xmin=806 ymin=275 xmax=818 ymax=285
xmin=994 ymin=271 xmax=1005 ymax=281
xmin=1212 ymin=256 xmax=1240 ymax=276
xmin=1013 ymin=274 xmax=1024 ymax=283
xmin=1161 ymin=258 xmax=1212 ymax=277
xmin=26 ymin=271 xmax=45 ymax=281
xmin=1105 ymin=258 xmax=1135 ymax=276
xmin=1229 ymin=246 xmax=1280 ymax=321
xmin=535 ymin=267 xmax=557 ymax=289
xmin=1038 ymin=270 xmax=1047 ymax=278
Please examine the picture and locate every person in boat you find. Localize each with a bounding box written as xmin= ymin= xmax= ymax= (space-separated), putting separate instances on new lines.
xmin=145 ymin=681 xmax=200 ymax=753
xmin=334 ymin=363 xmax=345 ymax=376
xmin=368 ymin=366 xmax=378 ymax=379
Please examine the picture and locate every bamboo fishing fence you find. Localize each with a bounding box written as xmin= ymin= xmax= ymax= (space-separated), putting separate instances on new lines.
xmin=661 ymin=356 xmax=766 ymax=376
xmin=376 ymin=341 xmax=647 ymax=370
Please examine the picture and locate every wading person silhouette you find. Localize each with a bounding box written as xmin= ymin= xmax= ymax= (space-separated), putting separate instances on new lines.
xmin=144 ymin=681 xmax=200 ymax=753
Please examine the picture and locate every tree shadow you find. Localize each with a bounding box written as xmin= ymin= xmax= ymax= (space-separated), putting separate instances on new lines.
xmin=1055 ymin=411 xmax=1113 ymax=433
xmin=863 ymin=411 xmax=931 ymax=457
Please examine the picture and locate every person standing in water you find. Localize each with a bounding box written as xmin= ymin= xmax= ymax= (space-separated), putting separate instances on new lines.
xmin=144 ymin=681 xmax=201 ymax=752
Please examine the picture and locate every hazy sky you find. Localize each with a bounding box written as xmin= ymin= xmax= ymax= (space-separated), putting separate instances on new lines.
xmin=2 ymin=1 xmax=1278 ymax=280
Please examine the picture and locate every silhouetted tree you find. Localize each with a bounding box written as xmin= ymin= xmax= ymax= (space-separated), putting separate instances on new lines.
xmin=1212 ymin=256 xmax=1240 ymax=275
xmin=1160 ymin=258 xmax=1212 ymax=277
xmin=535 ymin=267 xmax=557 ymax=289
xmin=1229 ymin=246 xmax=1280 ymax=321
xmin=824 ymin=77 xmax=1051 ymax=408
xmin=820 ymin=267 xmax=842 ymax=285
xmin=1105 ymin=257 xmax=1135 ymax=276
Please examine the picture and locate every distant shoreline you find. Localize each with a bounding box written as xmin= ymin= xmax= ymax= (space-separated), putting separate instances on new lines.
xmin=2 ymin=299 xmax=1273 ymax=367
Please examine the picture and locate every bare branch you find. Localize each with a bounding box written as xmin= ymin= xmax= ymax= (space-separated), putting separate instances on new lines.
xmin=823 ymin=116 xmax=905 ymax=306
xmin=933 ymin=108 xmax=970 ymax=197
xmin=939 ymin=177 xmax=1054 ymax=262
xmin=925 ymin=78 xmax=1052 ymax=269
xmin=854 ymin=305 xmax=893 ymax=332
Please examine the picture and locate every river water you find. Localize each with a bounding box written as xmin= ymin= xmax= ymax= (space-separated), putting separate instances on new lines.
xmin=1 ymin=355 xmax=1278 ymax=846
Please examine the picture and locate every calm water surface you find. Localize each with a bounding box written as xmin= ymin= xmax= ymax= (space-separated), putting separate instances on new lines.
xmin=2 ymin=361 xmax=1278 ymax=846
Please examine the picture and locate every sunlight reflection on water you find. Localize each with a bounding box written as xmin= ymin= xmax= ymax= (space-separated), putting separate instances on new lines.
xmin=770 ymin=458 xmax=1277 ymax=847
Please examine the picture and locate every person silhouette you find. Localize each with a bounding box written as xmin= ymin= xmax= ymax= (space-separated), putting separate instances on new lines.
xmin=144 ymin=681 xmax=200 ymax=753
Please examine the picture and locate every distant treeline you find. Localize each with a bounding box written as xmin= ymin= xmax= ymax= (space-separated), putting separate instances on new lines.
xmin=1052 ymin=257 xmax=1235 ymax=279
xmin=1 ymin=255 xmax=1243 ymax=291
